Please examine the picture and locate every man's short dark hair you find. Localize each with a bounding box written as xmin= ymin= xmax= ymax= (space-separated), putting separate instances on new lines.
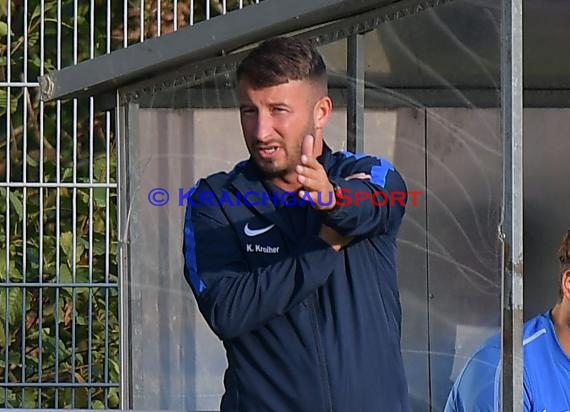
xmin=236 ymin=37 xmax=327 ymax=89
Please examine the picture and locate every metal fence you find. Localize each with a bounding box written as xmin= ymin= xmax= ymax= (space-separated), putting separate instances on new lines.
xmin=1 ymin=0 xmax=259 ymax=408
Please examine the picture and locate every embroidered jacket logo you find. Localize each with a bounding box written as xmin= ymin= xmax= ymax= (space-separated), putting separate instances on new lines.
xmin=244 ymin=223 xmax=275 ymax=237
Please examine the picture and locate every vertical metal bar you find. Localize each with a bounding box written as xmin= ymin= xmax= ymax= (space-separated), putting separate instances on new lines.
xmin=21 ymin=131 xmax=29 ymax=396
xmin=4 ymin=5 xmax=11 ymax=406
xmin=3 ymin=176 xmax=9 ymax=403
xmin=107 ymin=0 xmax=111 ymax=53
xmin=22 ymin=1 xmax=30 ymax=405
xmin=4 ymin=4 xmax=11 ymax=400
xmin=54 ymin=1 xmax=63 ymax=405
xmin=6 ymin=0 xmax=11 ymax=86
xmin=190 ymin=0 xmax=194 ymax=25
xmin=71 ymin=1 xmax=78 ymax=406
xmin=206 ymin=0 xmax=210 ymax=20
xmin=104 ymin=111 xmax=111 ymax=408
xmin=5 ymin=2 xmax=15 ymax=400
xmin=3 ymin=96 xmax=10 ymax=410
xmin=174 ymin=0 xmax=178 ymax=30
xmin=23 ymin=0 xmax=28 ymax=167
xmin=2 ymin=285 xmax=8 ymax=407
xmin=347 ymin=34 xmax=364 ymax=153
xmin=74 ymin=0 xmax=79 ymax=65
xmin=124 ymin=0 xmax=128 ymax=48
xmin=38 ymin=0 xmax=45 ymax=406
xmin=140 ymin=0 xmax=145 ymax=42
xmin=105 ymin=2 xmax=112 ymax=407
xmin=7 ymin=0 xmax=26 ymax=403
xmin=157 ymin=0 xmax=161 ymax=36
xmin=116 ymin=96 xmax=129 ymax=410
xmin=87 ymin=99 xmax=94 ymax=408
xmin=116 ymin=41 xmax=124 ymax=412
xmin=70 ymin=99 xmax=77 ymax=408
xmin=223 ymin=0 xmax=226 ymax=15
xmin=23 ymin=0 xmax=28 ymax=79
xmin=88 ymin=0 xmax=95 ymax=407
xmin=239 ymin=0 xmax=243 ymax=10
xmin=105 ymin=118 xmax=112 ymax=408
xmin=90 ymin=0 xmax=95 ymax=60
xmin=500 ymin=0 xmax=524 ymax=411
xmin=117 ymin=99 xmax=133 ymax=409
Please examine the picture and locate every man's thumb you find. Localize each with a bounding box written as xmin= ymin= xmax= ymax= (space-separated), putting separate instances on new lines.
xmin=302 ymin=134 xmax=314 ymax=158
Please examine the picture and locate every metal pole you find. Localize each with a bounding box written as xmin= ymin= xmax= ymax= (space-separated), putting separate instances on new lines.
xmin=117 ymin=99 xmax=137 ymax=409
xmin=500 ymin=0 xmax=524 ymax=411
xmin=347 ymin=33 xmax=365 ymax=153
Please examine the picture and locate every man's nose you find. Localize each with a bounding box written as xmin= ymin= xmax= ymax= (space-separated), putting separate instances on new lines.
xmin=254 ymin=112 xmax=273 ymax=141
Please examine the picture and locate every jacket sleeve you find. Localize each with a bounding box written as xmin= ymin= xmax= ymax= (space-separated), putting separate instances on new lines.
xmin=323 ymin=155 xmax=408 ymax=238
xmin=182 ymin=187 xmax=341 ymax=340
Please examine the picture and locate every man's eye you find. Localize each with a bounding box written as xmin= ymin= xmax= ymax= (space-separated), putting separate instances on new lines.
xmin=241 ymin=108 xmax=256 ymax=115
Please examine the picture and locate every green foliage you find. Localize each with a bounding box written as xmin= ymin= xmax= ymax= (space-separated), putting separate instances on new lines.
xmin=0 ymin=183 xmax=120 ymax=408
xmin=1 ymin=0 xmax=261 ymax=407
xmin=0 ymin=0 xmax=122 ymax=407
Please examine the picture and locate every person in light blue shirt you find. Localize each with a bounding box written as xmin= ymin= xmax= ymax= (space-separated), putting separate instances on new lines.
xmin=445 ymin=229 xmax=570 ymax=412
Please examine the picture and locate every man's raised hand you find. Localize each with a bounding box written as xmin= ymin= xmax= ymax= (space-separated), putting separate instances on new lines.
xmin=296 ymin=134 xmax=336 ymax=211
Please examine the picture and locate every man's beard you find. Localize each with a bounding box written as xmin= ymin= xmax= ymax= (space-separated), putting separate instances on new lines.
xmin=252 ymin=123 xmax=314 ymax=179
xmin=254 ymin=141 xmax=301 ymax=179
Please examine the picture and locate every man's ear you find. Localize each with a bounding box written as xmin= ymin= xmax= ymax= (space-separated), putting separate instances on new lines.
xmin=562 ymin=269 xmax=570 ymax=301
xmin=314 ymin=96 xmax=332 ymax=131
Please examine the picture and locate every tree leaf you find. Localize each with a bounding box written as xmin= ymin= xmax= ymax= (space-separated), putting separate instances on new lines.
xmin=0 ymin=21 xmax=12 ymax=37
xmin=58 ymin=232 xmax=85 ymax=265
xmin=0 ymin=287 xmax=24 ymax=325
xmin=60 ymin=231 xmax=73 ymax=260
xmin=9 ymin=260 xmax=22 ymax=281
xmin=93 ymin=156 xmax=108 ymax=181
xmin=62 ymin=167 xmax=73 ymax=180
xmin=92 ymin=239 xmax=105 ymax=256
xmin=93 ymin=187 xmax=107 ymax=207
xmin=26 ymin=154 xmax=38 ymax=167
xmin=30 ymin=2 xmax=57 ymax=22
xmin=0 ymin=320 xmax=5 ymax=348
xmin=0 ymin=248 xmax=6 ymax=281
xmin=22 ymin=388 xmax=37 ymax=408
xmin=27 ymin=31 xmax=39 ymax=48
xmin=0 ymin=89 xmax=21 ymax=116
xmin=9 ymin=191 xmax=23 ymax=221
xmin=108 ymin=387 xmax=120 ymax=407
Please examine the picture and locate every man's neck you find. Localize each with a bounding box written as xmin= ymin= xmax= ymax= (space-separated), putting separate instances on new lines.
xmin=269 ymin=174 xmax=302 ymax=193
xmin=551 ymin=303 xmax=570 ymax=356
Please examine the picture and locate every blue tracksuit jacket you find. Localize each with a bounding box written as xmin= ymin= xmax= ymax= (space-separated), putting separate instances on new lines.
xmin=183 ymin=145 xmax=411 ymax=411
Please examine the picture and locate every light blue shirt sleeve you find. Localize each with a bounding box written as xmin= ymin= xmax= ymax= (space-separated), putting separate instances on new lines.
xmin=446 ymin=313 xmax=570 ymax=412
xmin=523 ymin=371 xmax=532 ymax=412
xmin=444 ymin=344 xmax=502 ymax=412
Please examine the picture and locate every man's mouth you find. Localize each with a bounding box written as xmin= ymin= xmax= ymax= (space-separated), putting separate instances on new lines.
xmin=257 ymin=146 xmax=281 ymax=159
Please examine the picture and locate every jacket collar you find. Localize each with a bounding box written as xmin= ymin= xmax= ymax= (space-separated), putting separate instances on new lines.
xmin=229 ymin=161 xmax=297 ymax=241
xmin=317 ymin=143 xmax=334 ymax=171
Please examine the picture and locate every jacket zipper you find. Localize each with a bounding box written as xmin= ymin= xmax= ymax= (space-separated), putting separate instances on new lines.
xmin=309 ymin=294 xmax=333 ymax=411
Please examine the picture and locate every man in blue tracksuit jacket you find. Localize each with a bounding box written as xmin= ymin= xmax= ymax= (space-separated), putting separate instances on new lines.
xmin=183 ymin=37 xmax=411 ymax=411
